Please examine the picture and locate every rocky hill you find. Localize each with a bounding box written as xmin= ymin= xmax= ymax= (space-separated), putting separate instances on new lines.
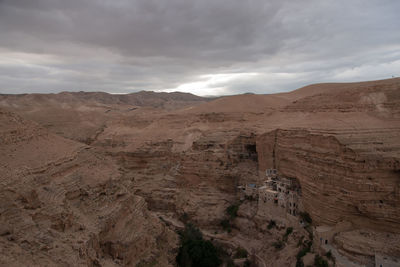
xmin=0 ymin=91 xmax=211 ymax=143
xmin=0 ymin=109 xmax=178 ymax=266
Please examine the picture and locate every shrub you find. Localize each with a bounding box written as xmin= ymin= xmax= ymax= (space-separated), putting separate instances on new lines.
xmin=325 ymin=250 xmax=332 ymax=259
xmin=300 ymin=212 xmax=312 ymax=224
xmin=226 ymin=258 xmax=235 ymax=267
xmin=267 ymin=220 xmax=276 ymax=229
xmin=282 ymin=226 xmax=293 ymax=241
xmin=296 ymin=239 xmax=312 ymax=261
xmin=176 ymin=224 xmax=221 ymax=267
xmin=284 ymin=227 xmax=293 ymax=237
xmin=234 ymin=247 xmax=248 ymax=259
xmin=272 ymin=240 xmax=284 ymax=250
xmin=296 ymin=247 xmax=308 ymax=260
xmin=314 ymin=255 xmax=329 ymax=267
xmin=295 ymin=258 xmax=304 ymax=267
xmin=226 ymin=203 xmax=240 ymax=219
xmin=180 ymin=212 xmax=189 ymax=223
xmin=220 ymin=219 xmax=231 ymax=232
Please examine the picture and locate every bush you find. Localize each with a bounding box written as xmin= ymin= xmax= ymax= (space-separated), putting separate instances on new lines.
xmin=226 ymin=258 xmax=235 ymax=267
xmin=176 ymin=224 xmax=221 ymax=267
xmin=272 ymin=240 xmax=284 ymax=250
xmin=226 ymin=203 xmax=240 ymax=219
xmin=284 ymin=227 xmax=293 ymax=237
xmin=267 ymin=220 xmax=276 ymax=229
xmin=220 ymin=219 xmax=231 ymax=232
xmin=314 ymin=255 xmax=329 ymax=267
xmin=325 ymin=250 xmax=332 ymax=259
xmin=234 ymin=247 xmax=248 ymax=259
xmin=295 ymin=258 xmax=304 ymax=267
xmin=180 ymin=212 xmax=190 ymax=223
xmin=296 ymin=239 xmax=312 ymax=261
xmin=300 ymin=212 xmax=312 ymax=224
xmin=296 ymin=246 xmax=309 ymax=260
xmin=220 ymin=202 xmax=242 ymax=233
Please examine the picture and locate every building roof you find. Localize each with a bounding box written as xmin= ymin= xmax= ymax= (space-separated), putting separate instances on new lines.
xmin=316 ymin=225 xmax=333 ymax=233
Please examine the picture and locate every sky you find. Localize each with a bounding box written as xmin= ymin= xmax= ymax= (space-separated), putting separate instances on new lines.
xmin=0 ymin=0 xmax=399 ymax=96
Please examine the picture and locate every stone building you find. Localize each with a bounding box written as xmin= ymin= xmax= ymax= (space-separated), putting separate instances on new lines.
xmin=257 ymin=169 xmax=302 ymax=219
xmin=238 ymin=183 xmax=259 ymax=200
xmin=375 ymin=254 xmax=400 ymax=267
xmin=314 ymin=225 xmax=334 ymax=246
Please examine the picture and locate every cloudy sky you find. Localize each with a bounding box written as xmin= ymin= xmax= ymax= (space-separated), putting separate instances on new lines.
xmin=0 ymin=0 xmax=399 ymax=96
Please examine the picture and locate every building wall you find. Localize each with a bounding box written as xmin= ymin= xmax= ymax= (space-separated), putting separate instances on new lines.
xmin=375 ymin=254 xmax=400 ymax=267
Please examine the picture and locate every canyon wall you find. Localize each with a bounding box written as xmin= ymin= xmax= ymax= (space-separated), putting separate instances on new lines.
xmin=257 ymin=129 xmax=400 ymax=233
xmin=116 ymin=131 xmax=260 ymax=226
xmin=0 ymin=110 xmax=178 ymax=266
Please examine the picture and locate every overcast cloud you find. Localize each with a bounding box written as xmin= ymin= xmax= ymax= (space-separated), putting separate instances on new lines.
xmin=0 ymin=0 xmax=399 ymax=96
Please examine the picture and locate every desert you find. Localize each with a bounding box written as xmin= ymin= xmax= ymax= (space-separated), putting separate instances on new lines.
xmin=1 ymin=78 xmax=399 ymax=266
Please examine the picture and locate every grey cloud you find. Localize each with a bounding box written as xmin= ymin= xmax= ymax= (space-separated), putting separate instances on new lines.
xmin=0 ymin=0 xmax=399 ymax=95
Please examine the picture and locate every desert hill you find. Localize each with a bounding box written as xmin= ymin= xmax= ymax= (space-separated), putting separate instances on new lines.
xmin=0 ymin=90 xmax=211 ymax=143
xmin=0 ymin=90 xmax=208 ymax=108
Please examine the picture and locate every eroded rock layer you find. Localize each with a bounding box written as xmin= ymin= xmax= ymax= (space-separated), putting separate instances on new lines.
xmin=0 ymin=109 xmax=178 ymax=266
xmin=115 ymin=131 xmax=260 ymax=226
xmin=257 ymin=129 xmax=400 ymax=233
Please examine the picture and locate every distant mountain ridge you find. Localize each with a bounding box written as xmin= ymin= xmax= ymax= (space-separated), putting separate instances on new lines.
xmin=0 ymin=90 xmax=212 ymax=109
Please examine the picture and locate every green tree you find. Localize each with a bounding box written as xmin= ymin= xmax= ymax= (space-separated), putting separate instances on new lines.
xmin=176 ymin=224 xmax=221 ymax=267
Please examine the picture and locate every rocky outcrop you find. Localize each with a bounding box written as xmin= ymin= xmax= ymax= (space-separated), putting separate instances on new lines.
xmin=334 ymin=229 xmax=400 ymax=263
xmin=115 ymin=131 xmax=260 ymax=226
xmin=284 ymin=78 xmax=400 ymax=117
xmin=257 ymin=129 xmax=400 ymax=233
xmin=0 ymin=109 xmax=178 ymax=266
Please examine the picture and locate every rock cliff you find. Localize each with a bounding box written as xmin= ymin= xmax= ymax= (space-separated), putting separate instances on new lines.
xmin=0 ymin=109 xmax=178 ymax=266
xmin=257 ymin=129 xmax=400 ymax=233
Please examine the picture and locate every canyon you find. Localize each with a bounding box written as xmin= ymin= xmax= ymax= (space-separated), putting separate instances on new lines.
xmin=0 ymin=78 xmax=399 ymax=266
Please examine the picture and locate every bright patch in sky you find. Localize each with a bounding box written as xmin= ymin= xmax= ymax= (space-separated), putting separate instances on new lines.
xmin=161 ymin=73 xmax=259 ymax=96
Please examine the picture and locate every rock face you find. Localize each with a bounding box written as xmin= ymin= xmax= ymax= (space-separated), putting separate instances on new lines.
xmin=117 ymin=131 xmax=260 ymax=226
xmin=0 ymin=109 xmax=178 ymax=266
xmin=257 ymin=129 xmax=400 ymax=233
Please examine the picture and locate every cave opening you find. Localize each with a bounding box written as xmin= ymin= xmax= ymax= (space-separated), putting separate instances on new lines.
xmin=245 ymin=144 xmax=258 ymax=161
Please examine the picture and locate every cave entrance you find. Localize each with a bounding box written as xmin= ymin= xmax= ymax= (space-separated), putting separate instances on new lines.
xmin=245 ymin=144 xmax=258 ymax=161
